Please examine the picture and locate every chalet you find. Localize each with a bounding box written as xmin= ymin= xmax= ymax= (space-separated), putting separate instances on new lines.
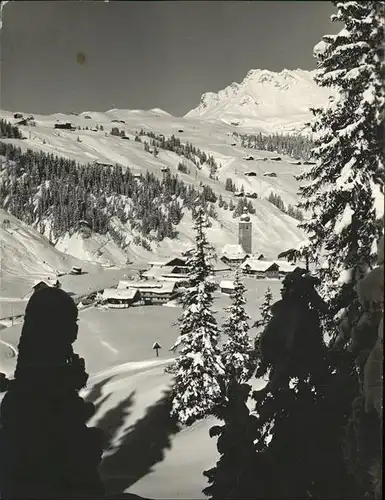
xmin=234 ymin=192 xmax=245 ymax=197
xmin=54 ymin=122 xmax=73 ymax=130
xmin=84 ymin=115 xmax=92 ymax=119
xmin=13 ymin=113 xmax=23 ymax=119
xmin=32 ymin=280 xmax=50 ymax=293
xmin=270 ymin=157 xmax=282 ymax=161
xmin=240 ymin=260 xmax=280 ymax=279
xmin=133 ymin=173 xmax=142 ymax=179
xmin=161 ymin=166 xmax=170 ymax=173
xmin=2 ymin=219 xmax=10 ymax=230
xmin=231 ymin=143 xmax=237 ymax=146
xmin=303 ymin=161 xmax=316 ymax=165
xmin=290 ymin=161 xmax=301 ymax=165
xmin=121 ymin=136 xmax=130 ymax=140
xmin=219 ymin=280 xmax=235 ymax=295
xmin=275 ymin=260 xmax=297 ymax=278
xmin=101 ymin=288 xmax=139 ymax=309
xmin=221 ymin=244 xmax=249 ymax=268
xmin=212 ymin=260 xmax=231 ymax=273
xmin=263 ymin=172 xmax=277 ymax=178
xmin=117 ymin=280 xmax=177 ymax=305
xmin=182 ymin=247 xmax=195 ymax=257
xmin=23 ymin=278 xmax=61 ymax=300
xmin=244 ymin=172 xmax=257 ymax=177
xmin=243 ymin=155 xmax=254 ymax=161
xmin=245 ymin=192 xmax=258 ymax=199
xmin=142 ymin=265 xmax=189 ymax=286
xmin=70 ymin=266 xmax=82 ymax=275
xmin=17 ymin=119 xmax=28 ymax=126
xmin=178 ymin=129 xmax=184 ymax=133
xmin=148 ymin=257 xmax=187 ymax=268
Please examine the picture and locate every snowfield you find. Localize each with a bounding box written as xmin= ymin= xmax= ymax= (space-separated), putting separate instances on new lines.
xmin=0 ymin=278 xmax=280 ymax=498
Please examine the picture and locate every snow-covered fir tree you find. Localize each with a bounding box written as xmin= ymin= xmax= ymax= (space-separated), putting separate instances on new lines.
xmin=204 ymin=272 xmax=260 ymax=498
xmin=170 ymin=203 xmax=225 ymax=426
xmin=203 ymin=381 xmax=265 ymax=499
xmin=252 ymin=287 xmax=273 ymax=330
xmin=221 ymin=270 xmax=253 ymax=384
xmin=251 ymin=269 xmax=361 ymax=498
xmin=298 ymin=0 xmax=385 ymax=322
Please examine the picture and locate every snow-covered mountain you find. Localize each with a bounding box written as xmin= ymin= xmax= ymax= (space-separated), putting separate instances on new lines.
xmin=185 ymin=69 xmax=334 ymax=134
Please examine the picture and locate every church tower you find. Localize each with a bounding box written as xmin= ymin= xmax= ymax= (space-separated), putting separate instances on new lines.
xmin=238 ymin=207 xmax=252 ymax=254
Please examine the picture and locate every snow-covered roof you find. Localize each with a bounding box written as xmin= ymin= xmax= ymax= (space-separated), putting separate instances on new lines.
xmin=219 ymin=280 xmax=235 ymax=290
xmin=221 ymin=244 xmax=245 ymax=255
xmin=117 ymin=280 xmax=176 ymax=294
xmin=240 ymin=260 xmax=278 ymax=272
xmin=222 ymin=253 xmax=248 ymax=261
xmin=241 ymin=259 xmax=297 ymax=273
xmin=274 ymin=260 xmax=297 ymax=273
xmin=102 ymin=288 xmax=139 ymax=300
xmin=142 ymin=266 xmax=175 ymax=279
xmin=213 ymin=260 xmax=230 ymax=271
xmin=118 ymin=280 xmax=161 ymax=289
xmin=32 ymin=277 xmax=59 ymax=289
xmin=148 ymin=257 xmax=186 ymax=267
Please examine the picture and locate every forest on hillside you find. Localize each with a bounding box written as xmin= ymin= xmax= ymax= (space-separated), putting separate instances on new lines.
xmin=137 ymin=130 xmax=220 ymax=179
xmin=235 ymin=131 xmax=314 ymax=160
xmin=0 ymin=140 xmax=220 ymax=249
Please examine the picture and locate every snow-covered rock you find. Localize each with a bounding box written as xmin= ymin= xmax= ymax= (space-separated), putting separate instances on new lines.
xmin=185 ymin=69 xmax=337 ymax=134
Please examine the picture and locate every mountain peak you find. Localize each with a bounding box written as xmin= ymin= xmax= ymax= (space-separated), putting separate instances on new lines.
xmin=186 ymin=68 xmax=334 ymax=134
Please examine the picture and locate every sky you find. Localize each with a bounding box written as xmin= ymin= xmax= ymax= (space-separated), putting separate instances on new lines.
xmin=0 ymin=1 xmax=340 ymax=117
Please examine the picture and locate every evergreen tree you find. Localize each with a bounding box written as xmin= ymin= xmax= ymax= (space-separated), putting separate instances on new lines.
xmin=222 ymin=270 xmax=253 ymax=384
xmin=203 ymin=382 xmax=266 ymax=499
xmin=252 ymin=268 xmax=362 ymax=498
xmin=298 ymin=0 xmax=385 ymax=321
xmin=252 ymin=287 xmax=273 ymax=330
xmin=170 ymin=204 xmax=225 ymax=426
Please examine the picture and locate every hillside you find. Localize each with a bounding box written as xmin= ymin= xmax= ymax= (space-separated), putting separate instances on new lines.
xmin=185 ymin=69 xmax=335 ymax=134
xmin=0 ymin=208 xmax=104 ymax=298
xmin=0 ymin=108 xmax=307 ymax=266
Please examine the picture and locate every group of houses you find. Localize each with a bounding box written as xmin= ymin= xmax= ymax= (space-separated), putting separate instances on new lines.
xmin=218 ymin=244 xmax=298 ymax=292
xmin=100 ymin=257 xmax=189 ymax=309
xmin=101 ymin=280 xmax=178 ymax=308
xmin=218 ymin=257 xmax=297 ymax=295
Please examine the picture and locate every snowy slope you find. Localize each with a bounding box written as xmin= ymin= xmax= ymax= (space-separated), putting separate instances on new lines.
xmin=0 ymin=278 xmax=279 ymax=498
xmin=0 ymin=209 xmax=103 ymax=298
xmin=185 ymin=69 xmax=335 ymax=134
xmin=0 ymin=107 xmax=307 ymax=264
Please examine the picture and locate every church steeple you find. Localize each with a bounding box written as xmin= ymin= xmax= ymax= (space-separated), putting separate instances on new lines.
xmin=238 ymin=207 xmax=252 ymax=254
